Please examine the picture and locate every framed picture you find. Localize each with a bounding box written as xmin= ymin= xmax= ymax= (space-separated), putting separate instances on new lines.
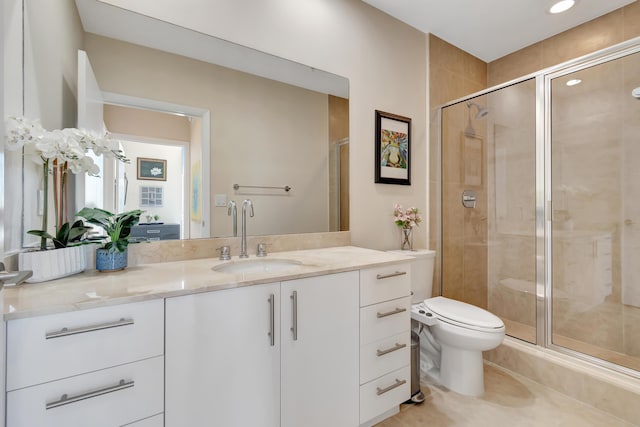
xmin=374 ymin=110 xmax=411 ymax=185
xmin=137 ymin=157 xmax=167 ymax=181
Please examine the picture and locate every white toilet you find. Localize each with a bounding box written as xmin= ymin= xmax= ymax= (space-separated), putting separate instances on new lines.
xmin=390 ymin=249 xmax=505 ymax=397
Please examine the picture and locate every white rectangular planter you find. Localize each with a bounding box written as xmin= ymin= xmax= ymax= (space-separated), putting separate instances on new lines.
xmin=18 ymin=246 xmax=87 ymax=283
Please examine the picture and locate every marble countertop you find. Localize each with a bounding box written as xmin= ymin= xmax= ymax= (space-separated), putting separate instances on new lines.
xmin=3 ymin=246 xmax=412 ymax=320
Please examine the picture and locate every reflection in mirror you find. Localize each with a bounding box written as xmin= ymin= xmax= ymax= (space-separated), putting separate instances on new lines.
xmin=19 ymin=0 xmax=349 ymax=246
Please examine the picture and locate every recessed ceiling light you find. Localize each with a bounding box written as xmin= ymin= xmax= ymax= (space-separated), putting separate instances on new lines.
xmin=549 ymin=0 xmax=576 ymax=14
xmin=566 ymin=79 xmax=582 ymax=86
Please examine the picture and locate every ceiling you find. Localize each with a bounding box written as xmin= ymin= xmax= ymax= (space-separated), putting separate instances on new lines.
xmin=361 ymin=0 xmax=637 ymax=62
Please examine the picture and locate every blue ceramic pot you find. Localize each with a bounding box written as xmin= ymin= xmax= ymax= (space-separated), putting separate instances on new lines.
xmin=96 ymin=248 xmax=128 ymax=272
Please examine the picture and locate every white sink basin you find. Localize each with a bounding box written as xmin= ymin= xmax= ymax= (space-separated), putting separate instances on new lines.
xmin=213 ymin=258 xmax=302 ymax=274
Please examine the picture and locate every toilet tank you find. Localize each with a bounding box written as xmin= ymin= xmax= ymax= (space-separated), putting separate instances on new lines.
xmin=387 ymin=249 xmax=436 ymax=304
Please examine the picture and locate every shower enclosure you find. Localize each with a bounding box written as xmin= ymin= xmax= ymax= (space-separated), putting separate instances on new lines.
xmin=438 ymin=38 xmax=640 ymax=376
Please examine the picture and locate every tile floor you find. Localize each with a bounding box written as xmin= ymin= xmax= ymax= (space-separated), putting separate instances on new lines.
xmin=376 ymin=363 xmax=637 ymax=427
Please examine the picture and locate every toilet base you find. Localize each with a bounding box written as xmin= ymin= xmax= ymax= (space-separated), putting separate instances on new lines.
xmin=439 ymin=344 xmax=485 ymax=397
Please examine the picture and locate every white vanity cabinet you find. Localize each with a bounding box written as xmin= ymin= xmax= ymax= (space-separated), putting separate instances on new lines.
xmin=165 ymin=282 xmax=282 ymax=426
xmin=280 ymin=272 xmax=359 ymax=427
xmin=5 ymin=299 xmax=165 ymax=427
xmin=165 ymin=271 xmax=359 ymax=427
xmin=359 ymin=264 xmax=412 ymax=426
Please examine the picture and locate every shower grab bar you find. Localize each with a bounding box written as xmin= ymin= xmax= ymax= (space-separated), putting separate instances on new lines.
xmin=233 ymin=184 xmax=291 ymax=193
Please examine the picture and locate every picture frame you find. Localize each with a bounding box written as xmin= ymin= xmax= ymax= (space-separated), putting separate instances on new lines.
xmin=137 ymin=157 xmax=167 ymax=181
xmin=374 ymin=110 xmax=411 ymax=185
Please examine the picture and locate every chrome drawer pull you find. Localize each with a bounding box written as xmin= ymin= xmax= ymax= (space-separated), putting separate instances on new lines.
xmin=146 ymin=229 xmax=161 ymax=234
xmin=268 ymin=294 xmax=275 ymax=347
xmin=376 ymin=271 xmax=407 ymax=280
xmin=376 ymin=307 xmax=407 ymax=318
xmin=46 ymin=379 xmax=134 ymax=410
xmin=45 ymin=318 xmax=134 ymax=339
xmin=377 ymin=342 xmax=407 ymax=357
xmin=290 ymin=291 xmax=298 ymax=341
xmin=376 ymin=379 xmax=406 ymax=396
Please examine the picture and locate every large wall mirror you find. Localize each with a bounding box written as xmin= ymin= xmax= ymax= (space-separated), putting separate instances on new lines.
xmin=13 ymin=0 xmax=349 ymax=247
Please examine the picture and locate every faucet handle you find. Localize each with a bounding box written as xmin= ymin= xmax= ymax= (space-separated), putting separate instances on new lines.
xmin=256 ymin=242 xmax=270 ymax=257
xmin=217 ymin=246 xmax=231 ymax=261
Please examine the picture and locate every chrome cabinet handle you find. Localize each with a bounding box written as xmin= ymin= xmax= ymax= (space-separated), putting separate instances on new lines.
xmin=46 ymin=379 xmax=134 ymax=410
xmin=376 ymin=271 xmax=407 ymax=280
xmin=45 ymin=318 xmax=134 ymax=340
xmin=268 ymin=294 xmax=275 ymax=346
xmin=376 ymin=378 xmax=406 ymax=396
xmin=376 ymin=307 xmax=407 ymax=318
xmin=290 ymin=290 xmax=298 ymax=341
xmin=376 ymin=342 xmax=407 ymax=357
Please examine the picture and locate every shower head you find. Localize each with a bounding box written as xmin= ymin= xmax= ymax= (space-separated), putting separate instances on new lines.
xmin=467 ymin=101 xmax=490 ymax=119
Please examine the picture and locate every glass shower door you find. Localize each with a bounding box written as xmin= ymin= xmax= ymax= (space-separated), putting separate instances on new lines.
xmin=549 ymin=49 xmax=640 ymax=371
xmin=440 ymin=78 xmax=537 ymax=344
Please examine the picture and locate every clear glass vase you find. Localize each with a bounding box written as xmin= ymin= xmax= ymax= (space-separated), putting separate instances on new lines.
xmin=400 ymin=228 xmax=413 ymax=250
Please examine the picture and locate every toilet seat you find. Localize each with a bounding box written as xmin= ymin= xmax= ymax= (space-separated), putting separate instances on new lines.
xmin=423 ymin=297 xmax=504 ymax=332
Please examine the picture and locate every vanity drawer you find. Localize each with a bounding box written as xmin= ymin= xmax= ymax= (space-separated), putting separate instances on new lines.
xmin=360 ymin=331 xmax=410 ymax=385
xmin=360 ymin=296 xmax=411 ymax=345
xmin=360 ymin=264 xmax=411 ymax=306
xmin=359 ymin=365 xmax=410 ymax=424
xmin=7 ymin=299 xmax=164 ymax=391
xmin=126 ymin=414 xmax=164 ymax=427
xmin=7 ymin=356 xmax=164 ymax=427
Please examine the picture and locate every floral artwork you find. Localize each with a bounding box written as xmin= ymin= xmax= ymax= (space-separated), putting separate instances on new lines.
xmin=137 ymin=157 xmax=167 ymax=181
xmin=380 ymin=129 xmax=408 ymax=169
xmin=375 ymin=110 xmax=411 ymax=185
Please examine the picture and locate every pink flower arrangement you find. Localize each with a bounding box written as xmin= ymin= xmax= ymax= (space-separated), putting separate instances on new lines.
xmin=393 ymin=203 xmax=422 ymax=229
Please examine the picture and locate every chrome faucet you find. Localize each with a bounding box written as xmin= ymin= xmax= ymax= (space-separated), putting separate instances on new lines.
xmin=227 ymin=200 xmax=237 ymax=237
xmin=240 ymin=199 xmax=254 ymax=258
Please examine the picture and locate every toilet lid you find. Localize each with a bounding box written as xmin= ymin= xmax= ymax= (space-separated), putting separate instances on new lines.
xmin=423 ymin=296 xmax=504 ymax=330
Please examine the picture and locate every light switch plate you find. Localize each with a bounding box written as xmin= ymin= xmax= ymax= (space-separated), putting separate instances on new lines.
xmin=214 ymin=194 xmax=227 ymax=207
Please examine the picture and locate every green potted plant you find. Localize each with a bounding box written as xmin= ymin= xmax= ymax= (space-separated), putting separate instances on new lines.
xmin=77 ymin=207 xmax=143 ymax=272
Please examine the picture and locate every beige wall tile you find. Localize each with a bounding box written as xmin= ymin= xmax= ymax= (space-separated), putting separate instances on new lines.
xmin=542 ymin=10 xmax=624 ymax=68
xmin=488 ymin=42 xmax=543 ymax=87
xmin=623 ymin=1 xmax=640 ymax=40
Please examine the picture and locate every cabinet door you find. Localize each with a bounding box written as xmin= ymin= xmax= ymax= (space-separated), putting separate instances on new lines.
xmin=165 ymin=283 xmax=281 ymax=427
xmin=281 ymin=271 xmax=359 ymax=427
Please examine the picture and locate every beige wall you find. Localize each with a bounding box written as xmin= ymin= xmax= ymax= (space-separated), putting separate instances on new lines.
xmin=104 ymin=105 xmax=191 ymax=142
xmin=98 ymin=0 xmax=428 ymax=251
